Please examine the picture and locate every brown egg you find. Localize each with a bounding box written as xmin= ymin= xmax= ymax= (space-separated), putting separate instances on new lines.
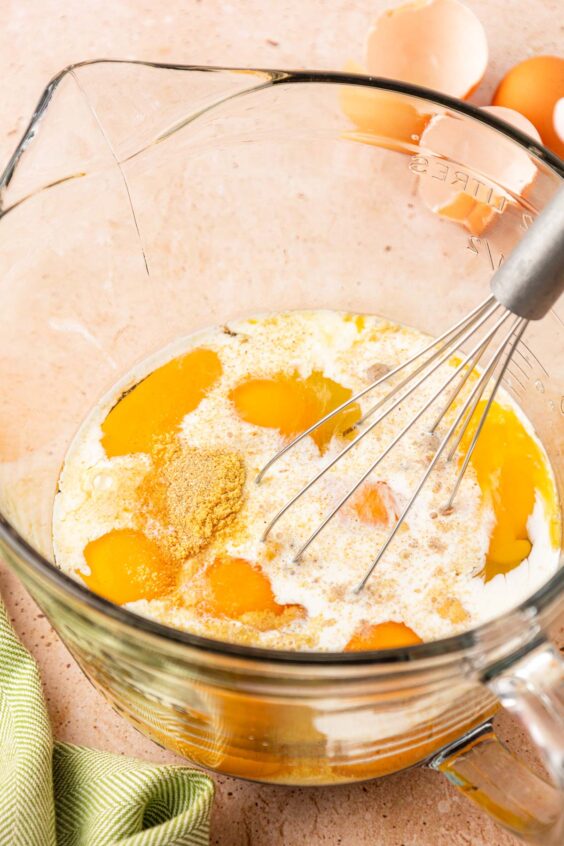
xmin=366 ymin=0 xmax=488 ymax=98
xmin=417 ymin=105 xmax=541 ymax=235
xmin=493 ymin=56 xmax=564 ymax=158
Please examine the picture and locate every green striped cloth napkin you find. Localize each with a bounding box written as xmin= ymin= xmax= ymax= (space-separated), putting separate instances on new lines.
xmin=0 ymin=601 xmax=214 ymax=846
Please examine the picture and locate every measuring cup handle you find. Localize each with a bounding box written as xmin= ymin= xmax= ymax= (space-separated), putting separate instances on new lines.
xmin=429 ymin=641 xmax=564 ymax=844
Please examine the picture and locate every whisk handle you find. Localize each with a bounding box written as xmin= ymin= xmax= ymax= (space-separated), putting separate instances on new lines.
xmin=491 ymin=185 xmax=564 ymax=320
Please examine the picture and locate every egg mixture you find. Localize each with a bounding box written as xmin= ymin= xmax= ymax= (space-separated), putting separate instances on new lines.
xmin=52 ymin=310 xmax=561 ymax=651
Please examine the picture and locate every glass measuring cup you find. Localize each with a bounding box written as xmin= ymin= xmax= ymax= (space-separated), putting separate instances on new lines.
xmin=0 ymin=63 xmax=562 ymax=843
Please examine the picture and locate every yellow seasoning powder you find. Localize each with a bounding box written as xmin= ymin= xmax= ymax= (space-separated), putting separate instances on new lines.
xmin=82 ymin=437 xmax=246 ymax=606
xmin=138 ymin=437 xmax=247 ymax=564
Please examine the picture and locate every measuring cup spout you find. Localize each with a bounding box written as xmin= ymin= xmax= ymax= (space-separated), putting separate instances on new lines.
xmin=0 ymin=61 xmax=276 ymax=219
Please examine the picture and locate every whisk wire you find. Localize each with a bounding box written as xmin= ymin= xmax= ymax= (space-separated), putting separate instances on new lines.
xmin=354 ymin=315 xmax=526 ymax=593
xmin=444 ymin=320 xmax=528 ymax=511
xmin=354 ymin=299 xmax=500 ymax=427
xmin=291 ymin=309 xmax=515 ymax=562
xmin=262 ymin=299 xmax=502 ymax=543
xmin=427 ymin=347 xmax=484 ymax=435
xmin=445 ymin=320 xmax=525 ymax=462
xmin=256 ymin=294 xmax=495 ymax=483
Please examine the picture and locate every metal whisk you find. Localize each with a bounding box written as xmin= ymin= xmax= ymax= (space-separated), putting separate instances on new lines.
xmin=258 ymin=186 xmax=564 ymax=592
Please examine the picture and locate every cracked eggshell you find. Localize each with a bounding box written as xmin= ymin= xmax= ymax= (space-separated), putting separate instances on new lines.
xmin=417 ymin=105 xmax=541 ymax=236
xmin=366 ymin=0 xmax=488 ymax=99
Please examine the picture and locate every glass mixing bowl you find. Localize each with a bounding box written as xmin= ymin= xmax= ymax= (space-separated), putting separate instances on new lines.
xmin=0 ymin=62 xmax=562 ymax=843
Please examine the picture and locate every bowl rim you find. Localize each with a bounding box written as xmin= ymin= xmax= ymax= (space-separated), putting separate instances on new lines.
xmin=1 ymin=61 xmax=562 ymax=667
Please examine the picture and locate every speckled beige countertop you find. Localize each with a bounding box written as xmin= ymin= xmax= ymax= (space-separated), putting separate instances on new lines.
xmin=0 ymin=2 xmax=562 ymax=844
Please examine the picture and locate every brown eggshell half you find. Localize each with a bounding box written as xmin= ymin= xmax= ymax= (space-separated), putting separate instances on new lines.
xmin=366 ymin=0 xmax=488 ymax=99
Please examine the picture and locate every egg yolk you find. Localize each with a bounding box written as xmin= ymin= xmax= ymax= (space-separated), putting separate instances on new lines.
xmin=82 ymin=528 xmax=177 ymax=604
xmin=346 ymin=481 xmax=399 ymax=526
xmin=346 ymin=621 xmax=422 ymax=651
xmin=230 ymin=371 xmax=360 ymax=452
xmin=463 ymin=401 xmax=560 ymax=581
xmin=101 ymin=348 xmax=222 ymax=457
xmin=201 ymin=556 xmax=292 ymax=620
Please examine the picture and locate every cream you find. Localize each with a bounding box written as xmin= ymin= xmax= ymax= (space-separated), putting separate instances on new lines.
xmin=53 ymin=310 xmax=560 ymax=650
